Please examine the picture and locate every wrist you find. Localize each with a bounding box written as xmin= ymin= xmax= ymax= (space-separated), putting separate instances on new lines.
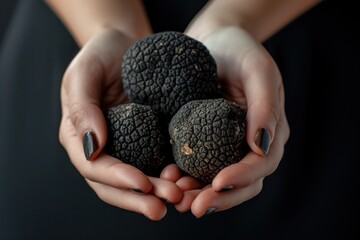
xmin=46 ymin=0 xmax=152 ymax=47
xmin=186 ymin=0 xmax=322 ymax=44
xmin=89 ymin=25 xmax=150 ymax=47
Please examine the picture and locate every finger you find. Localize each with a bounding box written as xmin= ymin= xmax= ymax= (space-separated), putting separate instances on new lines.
xmin=174 ymin=189 xmax=201 ymax=213
xmin=175 ymin=176 xmax=205 ymax=191
xmin=60 ymin=121 xmax=153 ymax=193
xmin=160 ymin=164 xmax=205 ymax=191
xmin=191 ymin=179 xmax=264 ymax=218
xmin=61 ymin=60 xmax=106 ymax=160
xmin=86 ymin=179 xmax=167 ymax=221
xmin=62 ymin=51 xmax=113 ymax=160
xmin=148 ymin=177 xmax=183 ymax=203
xmin=212 ymin=113 xmax=289 ymax=192
xmin=241 ymin=48 xmax=283 ymax=157
xmin=81 ymin=153 xmax=153 ymax=193
xmin=212 ymin=151 xmax=265 ymax=191
xmin=198 ymin=27 xmax=281 ymax=156
xmin=159 ymin=163 xmax=183 ymax=182
xmin=61 ymin=40 xmax=125 ymax=160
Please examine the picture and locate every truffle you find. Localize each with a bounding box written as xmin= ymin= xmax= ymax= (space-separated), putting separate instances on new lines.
xmin=104 ymin=103 xmax=167 ymax=176
xmin=121 ymin=31 xmax=219 ymax=119
xmin=169 ymin=98 xmax=248 ymax=184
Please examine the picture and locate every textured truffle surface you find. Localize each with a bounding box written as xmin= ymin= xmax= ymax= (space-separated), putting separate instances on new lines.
xmin=104 ymin=103 xmax=166 ymax=176
xmin=169 ymin=98 xmax=247 ymax=184
xmin=121 ymin=31 xmax=219 ymax=118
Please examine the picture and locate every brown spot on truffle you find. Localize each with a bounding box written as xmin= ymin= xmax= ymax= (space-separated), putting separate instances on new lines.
xmin=169 ymin=98 xmax=248 ymax=184
xmin=181 ymin=144 xmax=193 ymax=156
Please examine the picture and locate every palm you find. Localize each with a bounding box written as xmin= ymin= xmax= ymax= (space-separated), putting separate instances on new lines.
xmin=162 ymin=27 xmax=289 ymax=217
xmin=58 ymin=30 xmax=185 ymax=221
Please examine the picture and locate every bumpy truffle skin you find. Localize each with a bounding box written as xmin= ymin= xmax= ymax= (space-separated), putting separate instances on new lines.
xmin=169 ymin=98 xmax=247 ymax=184
xmin=104 ymin=103 xmax=166 ymax=176
xmin=121 ymin=31 xmax=219 ymax=119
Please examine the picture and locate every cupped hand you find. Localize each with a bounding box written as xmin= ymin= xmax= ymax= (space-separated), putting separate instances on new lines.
xmin=161 ymin=26 xmax=290 ymax=217
xmin=59 ymin=29 xmax=182 ymax=221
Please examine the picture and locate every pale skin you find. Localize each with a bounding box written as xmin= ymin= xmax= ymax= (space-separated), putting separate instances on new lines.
xmin=45 ymin=0 xmax=321 ymax=220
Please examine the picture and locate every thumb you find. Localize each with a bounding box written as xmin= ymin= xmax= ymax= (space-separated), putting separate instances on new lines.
xmin=59 ymin=30 xmax=134 ymax=162
xmin=246 ymin=100 xmax=278 ymax=157
xmin=243 ymin=55 xmax=282 ymax=157
xmin=69 ymin=102 xmax=108 ymax=161
xmin=62 ymin=54 xmax=109 ymax=161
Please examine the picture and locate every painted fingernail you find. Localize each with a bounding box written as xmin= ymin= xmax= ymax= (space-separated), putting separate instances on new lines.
xmin=255 ymin=128 xmax=271 ymax=156
xmin=204 ymin=207 xmax=217 ymax=217
xmin=219 ymin=185 xmax=235 ymax=192
xmin=82 ymin=131 xmax=98 ymax=160
xmin=130 ymin=188 xmax=144 ymax=194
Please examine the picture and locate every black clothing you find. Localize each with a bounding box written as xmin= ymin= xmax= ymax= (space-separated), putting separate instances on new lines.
xmin=0 ymin=1 xmax=359 ymax=239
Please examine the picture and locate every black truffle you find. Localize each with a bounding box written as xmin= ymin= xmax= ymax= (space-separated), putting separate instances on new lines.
xmin=121 ymin=31 xmax=219 ymax=119
xmin=169 ymin=98 xmax=247 ymax=184
xmin=104 ymin=103 xmax=167 ymax=176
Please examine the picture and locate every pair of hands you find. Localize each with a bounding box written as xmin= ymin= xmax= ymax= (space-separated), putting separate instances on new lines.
xmin=59 ymin=25 xmax=290 ymax=221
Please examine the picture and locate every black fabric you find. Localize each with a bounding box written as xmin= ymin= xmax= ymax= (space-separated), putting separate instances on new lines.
xmin=0 ymin=1 xmax=359 ymax=239
xmin=0 ymin=0 xmax=19 ymax=47
xmin=143 ymin=0 xmax=208 ymax=33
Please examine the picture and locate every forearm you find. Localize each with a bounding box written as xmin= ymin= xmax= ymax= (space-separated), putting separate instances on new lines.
xmin=45 ymin=0 xmax=152 ymax=46
xmin=188 ymin=0 xmax=322 ymax=42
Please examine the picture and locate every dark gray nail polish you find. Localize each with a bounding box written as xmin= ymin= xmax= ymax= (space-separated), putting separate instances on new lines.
xmin=130 ymin=188 xmax=144 ymax=194
xmin=82 ymin=131 xmax=98 ymax=160
xmin=161 ymin=198 xmax=169 ymax=204
xmin=204 ymin=208 xmax=217 ymax=217
xmin=220 ymin=185 xmax=235 ymax=192
xmin=255 ymin=128 xmax=271 ymax=156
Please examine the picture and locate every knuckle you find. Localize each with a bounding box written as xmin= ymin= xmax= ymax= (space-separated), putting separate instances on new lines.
xmin=269 ymin=106 xmax=280 ymax=125
xmin=69 ymin=103 xmax=88 ymax=130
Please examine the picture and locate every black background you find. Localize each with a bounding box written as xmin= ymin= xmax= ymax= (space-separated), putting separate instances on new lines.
xmin=1 ymin=0 xmax=359 ymax=239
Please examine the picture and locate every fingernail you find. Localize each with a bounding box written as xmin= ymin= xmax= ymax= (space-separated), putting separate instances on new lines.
xmin=82 ymin=131 xmax=98 ymax=160
xmin=204 ymin=207 xmax=217 ymax=217
xmin=219 ymin=185 xmax=235 ymax=192
xmin=255 ymin=128 xmax=271 ymax=156
xmin=130 ymin=188 xmax=144 ymax=194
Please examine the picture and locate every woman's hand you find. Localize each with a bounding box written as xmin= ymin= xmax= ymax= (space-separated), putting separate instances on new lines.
xmin=58 ymin=29 xmax=183 ymax=221
xmin=161 ymin=26 xmax=290 ymax=218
